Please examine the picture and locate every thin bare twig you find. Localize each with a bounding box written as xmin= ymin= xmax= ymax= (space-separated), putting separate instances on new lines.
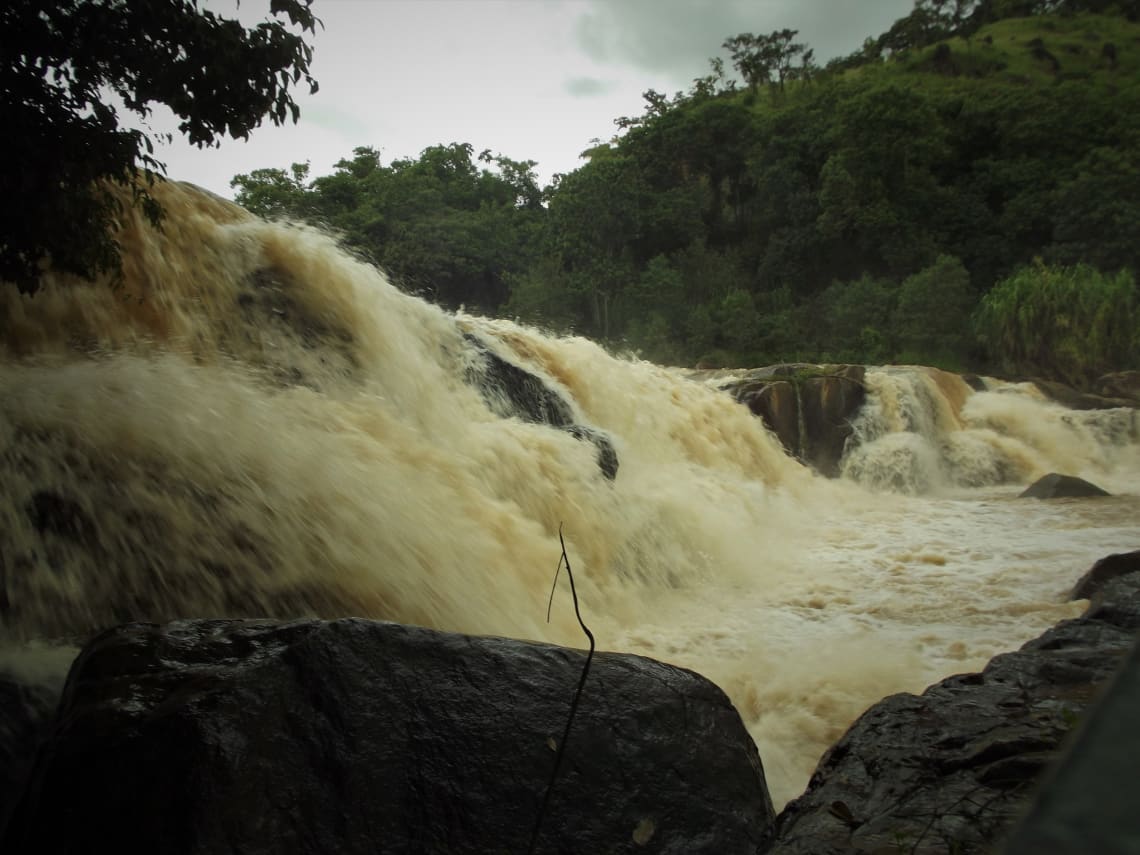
xmin=529 ymin=523 xmax=595 ymax=854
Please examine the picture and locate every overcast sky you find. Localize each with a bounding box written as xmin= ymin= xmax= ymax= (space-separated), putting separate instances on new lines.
xmin=151 ymin=0 xmax=914 ymax=197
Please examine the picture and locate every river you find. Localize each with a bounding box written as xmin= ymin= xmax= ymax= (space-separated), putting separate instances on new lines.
xmin=1 ymin=181 xmax=1136 ymax=807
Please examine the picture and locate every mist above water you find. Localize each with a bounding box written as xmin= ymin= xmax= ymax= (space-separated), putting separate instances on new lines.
xmin=1 ymin=181 xmax=1136 ymax=807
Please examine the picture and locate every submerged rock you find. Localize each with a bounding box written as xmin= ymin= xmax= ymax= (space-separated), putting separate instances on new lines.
xmin=1093 ymin=370 xmax=1140 ymax=404
xmin=1030 ymin=378 xmax=1135 ymax=411
xmin=4 ymin=619 xmax=772 ymax=854
xmin=760 ymin=560 xmax=1140 ymax=855
xmin=1019 ymin=473 xmax=1110 ymax=499
xmin=565 ymin=424 xmax=620 ymax=481
xmin=464 ymin=332 xmax=619 ymax=480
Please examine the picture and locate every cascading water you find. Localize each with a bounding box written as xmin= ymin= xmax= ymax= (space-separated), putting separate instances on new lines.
xmin=1 ymin=181 xmax=1137 ymax=808
xmin=842 ymin=366 xmax=1140 ymax=494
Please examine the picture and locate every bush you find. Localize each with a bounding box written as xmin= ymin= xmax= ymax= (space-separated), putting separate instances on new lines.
xmin=893 ymin=255 xmax=977 ymax=367
xmin=974 ymin=261 xmax=1138 ymax=386
xmin=820 ymin=274 xmax=898 ymax=362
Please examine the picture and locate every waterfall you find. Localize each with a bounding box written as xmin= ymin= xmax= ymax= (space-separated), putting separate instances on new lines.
xmin=2 ymin=181 xmax=1136 ymax=808
xmin=841 ymin=366 xmax=1139 ymax=495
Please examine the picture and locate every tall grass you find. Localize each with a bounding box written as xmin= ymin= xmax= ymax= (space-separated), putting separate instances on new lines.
xmin=974 ymin=261 xmax=1138 ymax=387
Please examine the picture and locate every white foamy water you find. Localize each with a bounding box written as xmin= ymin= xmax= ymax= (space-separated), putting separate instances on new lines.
xmin=1 ymin=181 xmax=1136 ymax=809
xmin=843 ymin=366 xmax=1139 ymax=495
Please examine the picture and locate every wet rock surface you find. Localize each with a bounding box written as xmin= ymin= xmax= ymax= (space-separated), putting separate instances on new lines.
xmin=464 ymin=332 xmax=619 ymax=479
xmin=1093 ymin=370 xmax=1140 ymax=404
xmin=3 ymin=618 xmax=772 ymax=854
xmin=722 ymin=364 xmax=867 ymax=477
xmin=0 ymin=675 xmax=58 ymax=837
xmin=1071 ymin=551 xmax=1140 ymax=600
xmin=1019 ymin=472 xmax=1111 ymax=499
xmin=1031 ymin=377 xmax=1136 ymax=411
xmin=760 ymin=563 xmax=1140 ymax=855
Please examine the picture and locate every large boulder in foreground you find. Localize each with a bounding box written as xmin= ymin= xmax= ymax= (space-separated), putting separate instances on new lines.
xmin=4 ymin=619 xmax=772 ymax=854
xmin=760 ymin=567 xmax=1140 ymax=854
xmin=0 ymin=675 xmax=58 ymax=837
xmin=1019 ymin=472 xmax=1110 ymax=499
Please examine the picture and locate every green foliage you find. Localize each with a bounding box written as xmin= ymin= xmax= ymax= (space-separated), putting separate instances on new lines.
xmin=503 ymin=260 xmax=587 ymax=332
xmin=223 ymin=3 xmax=1140 ymax=376
xmin=975 ymin=261 xmax=1139 ymax=385
xmin=2 ymin=0 xmax=318 ymax=292
xmin=235 ymin=143 xmax=545 ymax=313
xmin=1050 ymin=144 xmax=1140 ymax=272
xmin=231 ymin=162 xmax=314 ymax=219
xmin=497 ymin=6 xmax=1140 ymax=370
xmin=722 ymin=30 xmax=815 ymax=91
xmin=820 ymin=274 xmax=899 ymax=363
xmin=894 ymin=255 xmax=977 ymax=366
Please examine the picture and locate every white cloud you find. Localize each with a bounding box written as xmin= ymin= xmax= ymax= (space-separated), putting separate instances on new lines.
xmin=144 ymin=0 xmax=917 ymax=198
xmin=573 ymin=0 xmax=915 ymax=84
xmin=563 ymin=76 xmax=619 ymax=97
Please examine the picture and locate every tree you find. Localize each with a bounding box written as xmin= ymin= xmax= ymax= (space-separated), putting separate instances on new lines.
xmin=231 ymin=162 xmax=313 ymax=218
xmin=820 ymin=274 xmax=899 ymax=362
xmin=233 ymin=142 xmax=546 ymax=313
xmin=2 ymin=0 xmax=319 ymax=292
xmin=893 ymin=255 xmax=976 ymax=366
xmin=538 ymin=155 xmax=647 ymax=339
xmin=1050 ymin=146 xmax=1140 ymax=272
xmin=722 ymin=30 xmax=810 ymax=92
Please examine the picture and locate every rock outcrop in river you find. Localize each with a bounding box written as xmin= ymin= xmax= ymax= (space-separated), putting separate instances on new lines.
xmin=1019 ymin=472 xmax=1111 ymax=499
xmin=709 ymin=364 xmax=867 ymax=477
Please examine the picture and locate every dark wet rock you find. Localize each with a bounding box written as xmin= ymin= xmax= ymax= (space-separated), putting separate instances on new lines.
xmin=743 ymin=381 xmax=799 ymax=460
xmin=0 ymin=674 xmax=58 ymax=838
xmin=760 ymin=562 xmax=1140 ymax=855
xmin=800 ymin=371 xmax=866 ymax=478
xmin=1019 ymin=473 xmax=1110 ymax=499
xmin=1080 ymin=573 xmax=1140 ymax=631
xmin=726 ymin=365 xmax=865 ymax=477
xmin=5 ymin=619 xmax=772 ymax=854
xmin=960 ymin=373 xmax=988 ymax=392
xmin=565 ymin=425 xmax=620 ymax=481
xmin=1031 ymin=378 xmax=1134 ymax=411
xmin=464 ymin=333 xmax=618 ymax=480
xmin=1070 ymin=551 xmax=1140 ymax=601
xmin=466 ymin=332 xmax=575 ymax=426
xmin=1093 ymin=370 xmax=1140 ymax=405
xmin=1003 ymin=628 xmax=1140 ymax=854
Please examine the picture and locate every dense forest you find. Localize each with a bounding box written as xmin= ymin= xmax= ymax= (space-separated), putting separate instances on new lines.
xmin=231 ymin=0 xmax=1140 ymax=386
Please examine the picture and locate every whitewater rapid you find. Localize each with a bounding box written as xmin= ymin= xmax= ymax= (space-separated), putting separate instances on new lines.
xmin=1 ymin=180 xmax=1136 ymax=808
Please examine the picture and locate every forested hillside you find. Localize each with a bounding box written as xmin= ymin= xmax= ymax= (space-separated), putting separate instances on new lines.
xmin=232 ymin=0 xmax=1140 ymax=383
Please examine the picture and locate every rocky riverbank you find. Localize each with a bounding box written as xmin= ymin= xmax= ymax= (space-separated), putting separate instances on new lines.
xmin=1 ymin=552 xmax=1137 ymax=853
xmin=761 ymin=550 xmax=1140 ymax=854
